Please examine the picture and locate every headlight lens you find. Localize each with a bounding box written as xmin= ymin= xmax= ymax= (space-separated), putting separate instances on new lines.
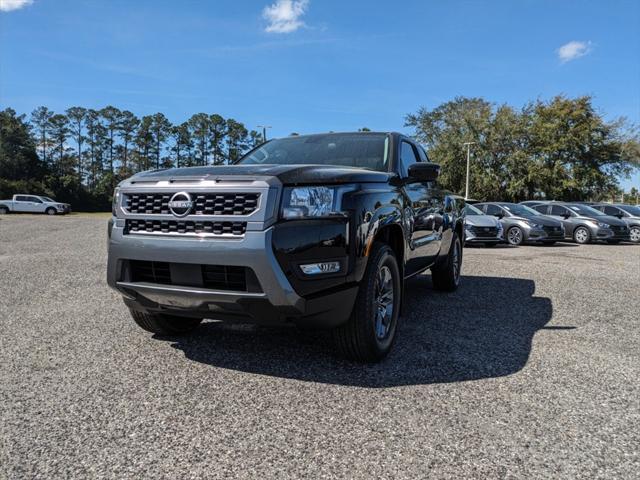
xmin=597 ymin=222 xmax=610 ymax=228
xmin=524 ymin=220 xmax=542 ymax=228
xmin=112 ymin=187 xmax=121 ymax=216
xmin=281 ymin=186 xmax=338 ymax=219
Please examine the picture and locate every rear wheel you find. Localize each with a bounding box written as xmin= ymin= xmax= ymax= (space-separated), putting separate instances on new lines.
xmin=333 ymin=242 xmax=401 ymax=362
xmin=431 ymin=233 xmax=462 ymax=292
xmin=506 ymin=226 xmax=524 ymax=245
xmin=630 ymin=227 xmax=640 ymax=243
xmin=45 ymin=207 xmax=57 ymax=215
xmin=573 ymin=226 xmax=591 ymax=244
xmin=0 ymin=206 xmax=8 ymax=215
xmin=129 ymin=309 xmax=202 ymax=335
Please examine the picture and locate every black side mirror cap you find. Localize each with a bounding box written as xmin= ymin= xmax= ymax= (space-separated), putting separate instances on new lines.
xmin=407 ymin=162 xmax=440 ymax=182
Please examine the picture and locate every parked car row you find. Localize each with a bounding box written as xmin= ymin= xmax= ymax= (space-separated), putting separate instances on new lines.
xmin=0 ymin=194 xmax=71 ymax=215
xmin=465 ymin=200 xmax=640 ymax=246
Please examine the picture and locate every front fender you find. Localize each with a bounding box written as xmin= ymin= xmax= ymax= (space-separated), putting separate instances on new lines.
xmin=344 ymin=187 xmax=405 ymax=283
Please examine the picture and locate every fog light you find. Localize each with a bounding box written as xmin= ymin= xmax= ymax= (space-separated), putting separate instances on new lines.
xmin=300 ymin=261 xmax=341 ymax=275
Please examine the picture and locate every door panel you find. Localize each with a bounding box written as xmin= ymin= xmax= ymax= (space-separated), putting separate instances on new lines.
xmin=548 ymin=205 xmax=573 ymax=235
xmin=399 ymin=140 xmax=442 ymax=275
xmin=13 ymin=196 xmax=30 ymax=212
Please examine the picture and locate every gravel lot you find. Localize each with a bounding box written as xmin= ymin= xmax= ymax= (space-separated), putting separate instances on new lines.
xmin=1 ymin=214 xmax=639 ymax=479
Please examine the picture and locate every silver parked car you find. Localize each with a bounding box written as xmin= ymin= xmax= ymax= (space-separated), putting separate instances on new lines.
xmin=463 ymin=204 xmax=503 ymax=246
xmin=532 ymin=203 xmax=630 ymax=244
xmin=475 ymin=202 xmax=565 ymax=246
xmin=588 ymin=204 xmax=640 ymax=243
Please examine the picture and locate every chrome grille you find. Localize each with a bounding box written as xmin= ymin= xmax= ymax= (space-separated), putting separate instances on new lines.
xmin=125 ymin=219 xmax=246 ymax=236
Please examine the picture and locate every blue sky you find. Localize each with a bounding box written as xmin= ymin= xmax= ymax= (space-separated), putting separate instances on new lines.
xmin=1 ymin=0 xmax=639 ymax=188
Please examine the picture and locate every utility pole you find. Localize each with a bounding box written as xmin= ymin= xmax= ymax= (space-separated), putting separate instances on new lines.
xmin=462 ymin=142 xmax=476 ymax=200
xmin=257 ymin=125 xmax=272 ymax=142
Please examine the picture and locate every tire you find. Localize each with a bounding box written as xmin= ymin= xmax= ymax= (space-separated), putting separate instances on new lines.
xmin=630 ymin=227 xmax=640 ymax=243
xmin=332 ymin=242 xmax=401 ymax=362
xmin=129 ymin=309 xmax=202 ymax=335
xmin=431 ymin=232 xmax=463 ymax=292
xmin=573 ymin=226 xmax=591 ymax=244
xmin=0 ymin=206 xmax=9 ymax=215
xmin=45 ymin=207 xmax=57 ymax=215
xmin=506 ymin=226 xmax=524 ymax=246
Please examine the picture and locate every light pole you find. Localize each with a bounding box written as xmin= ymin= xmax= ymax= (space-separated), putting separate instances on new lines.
xmin=463 ymin=142 xmax=476 ymax=200
xmin=257 ymin=125 xmax=272 ymax=142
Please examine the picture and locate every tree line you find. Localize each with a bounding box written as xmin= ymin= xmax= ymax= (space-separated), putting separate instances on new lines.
xmin=1 ymin=95 xmax=639 ymax=210
xmin=406 ymin=95 xmax=640 ymax=202
xmin=1 ymin=106 xmax=263 ymax=210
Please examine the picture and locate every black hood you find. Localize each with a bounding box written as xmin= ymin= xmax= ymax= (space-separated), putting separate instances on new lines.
xmin=130 ymin=164 xmax=392 ymax=186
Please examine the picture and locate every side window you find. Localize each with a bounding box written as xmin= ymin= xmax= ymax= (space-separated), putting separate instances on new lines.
xmin=603 ymin=206 xmax=619 ymax=216
xmin=15 ymin=196 xmax=28 ymax=202
xmin=533 ymin=205 xmax=548 ymax=214
xmin=399 ymin=141 xmax=419 ymax=177
xmin=485 ymin=204 xmax=502 ymax=216
xmin=550 ymin=205 xmax=568 ymax=216
xmin=417 ymin=145 xmax=429 ymax=163
xmin=28 ymin=196 xmax=43 ymax=203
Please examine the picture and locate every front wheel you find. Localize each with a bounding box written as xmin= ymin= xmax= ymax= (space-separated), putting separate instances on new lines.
xmin=431 ymin=233 xmax=462 ymax=292
xmin=573 ymin=226 xmax=591 ymax=244
xmin=129 ymin=309 xmax=202 ymax=335
xmin=45 ymin=207 xmax=57 ymax=215
xmin=630 ymin=226 xmax=640 ymax=243
xmin=333 ymin=242 xmax=401 ymax=362
xmin=506 ymin=226 xmax=524 ymax=246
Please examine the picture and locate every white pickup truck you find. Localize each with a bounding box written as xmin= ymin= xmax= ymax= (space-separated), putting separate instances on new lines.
xmin=0 ymin=194 xmax=71 ymax=215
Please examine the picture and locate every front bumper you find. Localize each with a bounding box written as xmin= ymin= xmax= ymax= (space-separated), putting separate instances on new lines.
xmin=107 ymin=219 xmax=357 ymax=327
xmin=464 ymin=226 xmax=503 ymax=244
xmin=594 ymin=226 xmax=630 ymax=241
xmin=525 ymin=226 xmax=565 ymax=242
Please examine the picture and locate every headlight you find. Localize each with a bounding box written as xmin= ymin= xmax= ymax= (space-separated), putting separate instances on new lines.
xmin=281 ymin=186 xmax=341 ymax=219
xmin=524 ymin=220 xmax=542 ymax=228
xmin=597 ymin=222 xmax=610 ymax=228
xmin=112 ymin=187 xmax=121 ymax=216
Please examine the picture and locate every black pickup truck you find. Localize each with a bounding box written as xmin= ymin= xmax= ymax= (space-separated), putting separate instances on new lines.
xmin=107 ymin=132 xmax=465 ymax=362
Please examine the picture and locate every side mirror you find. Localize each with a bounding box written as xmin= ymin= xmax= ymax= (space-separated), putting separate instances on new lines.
xmin=407 ymin=162 xmax=440 ymax=182
xmin=494 ymin=212 xmax=504 ymax=219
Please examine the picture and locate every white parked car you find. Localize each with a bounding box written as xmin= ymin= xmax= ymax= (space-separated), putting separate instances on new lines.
xmin=0 ymin=194 xmax=71 ymax=215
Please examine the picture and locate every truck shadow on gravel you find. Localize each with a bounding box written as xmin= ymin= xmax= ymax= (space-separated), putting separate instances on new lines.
xmin=167 ymin=275 xmax=554 ymax=387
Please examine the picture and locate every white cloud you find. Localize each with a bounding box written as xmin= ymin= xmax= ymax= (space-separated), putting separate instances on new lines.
xmin=557 ymin=40 xmax=592 ymax=63
xmin=0 ymin=0 xmax=33 ymax=12
xmin=262 ymin=0 xmax=309 ymax=34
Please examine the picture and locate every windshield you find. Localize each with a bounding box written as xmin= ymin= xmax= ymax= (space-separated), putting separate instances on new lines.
xmin=464 ymin=204 xmax=484 ymax=215
xmin=237 ymin=133 xmax=389 ymax=171
xmin=500 ymin=203 xmax=540 ymax=216
xmin=619 ymin=205 xmax=640 ymax=216
xmin=566 ymin=204 xmax=605 ymax=216
xmin=42 ymin=197 xmax=55 ymax=202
